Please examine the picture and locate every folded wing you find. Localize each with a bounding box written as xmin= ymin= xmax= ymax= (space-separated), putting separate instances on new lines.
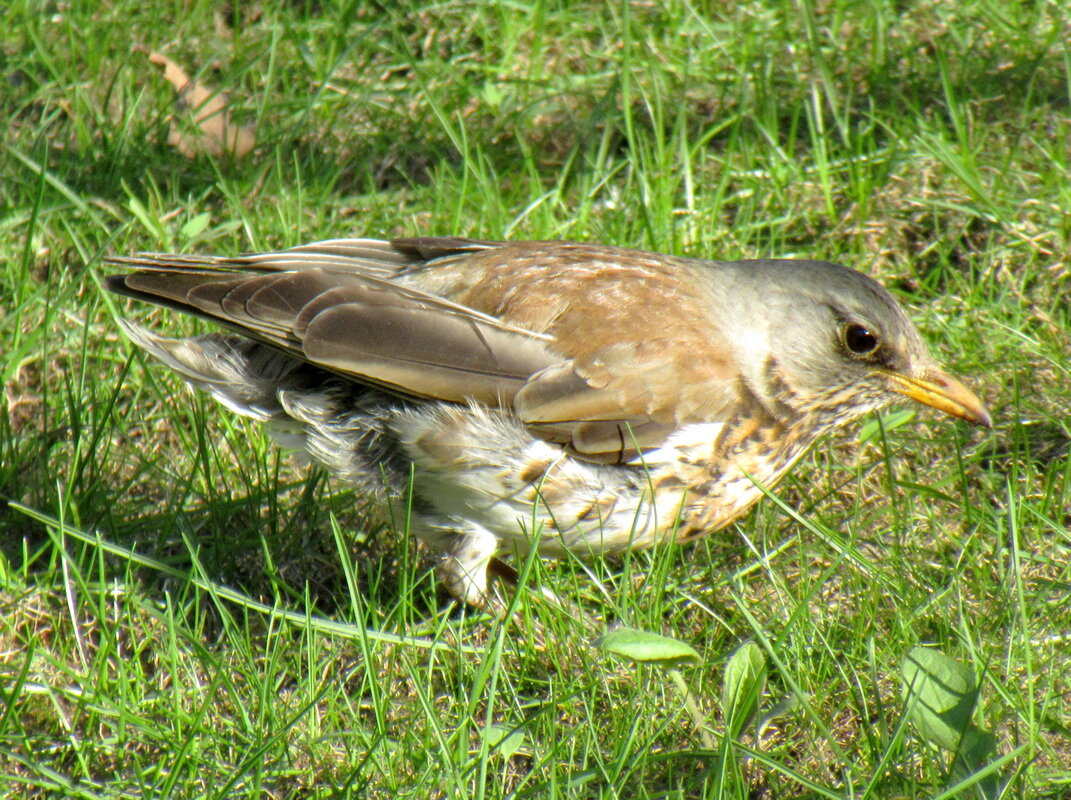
xmin=106 ymin=238 xmax=744 ymax=464
xmin=106 ymin=256 xmax=556 ymax=406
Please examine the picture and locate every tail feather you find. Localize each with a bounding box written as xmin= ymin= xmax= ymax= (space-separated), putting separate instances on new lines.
xmin=118 ymin=320 xmax=307 ymax=422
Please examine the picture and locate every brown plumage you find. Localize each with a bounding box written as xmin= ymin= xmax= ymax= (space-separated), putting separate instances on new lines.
xmin=105 ymin=237 xmax=990 ymax=608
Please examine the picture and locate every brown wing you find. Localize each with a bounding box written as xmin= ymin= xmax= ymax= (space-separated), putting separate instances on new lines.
xmin=514 ymin=341 xmax=740 ymax=462
xmin=105 ymin=237 xmax=493 ymax=279
xmin=392 ymin=240 xmax=745 ymax=462
xmin=105 ymin=252 xmax=555 ymax=406
xmin=107 ymin=238 xmax=744 ymax=462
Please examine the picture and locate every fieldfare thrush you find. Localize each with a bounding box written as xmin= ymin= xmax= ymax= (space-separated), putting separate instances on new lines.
xmin=105 ymin=238 xmax=991 ymax=609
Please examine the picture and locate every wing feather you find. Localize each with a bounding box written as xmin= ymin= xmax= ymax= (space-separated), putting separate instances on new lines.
xmin=107 ymin=237 xmax=746 ymax=462
xmin=108 ymin=258 xmax=556 ymax=405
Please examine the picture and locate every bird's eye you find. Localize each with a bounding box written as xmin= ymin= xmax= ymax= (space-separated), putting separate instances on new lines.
xmin=842 ymin=323 xmax=881 ymax=356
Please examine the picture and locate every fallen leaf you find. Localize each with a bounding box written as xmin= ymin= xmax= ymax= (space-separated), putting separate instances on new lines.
xmin=147 ymin=50 xmax=255 ymax=159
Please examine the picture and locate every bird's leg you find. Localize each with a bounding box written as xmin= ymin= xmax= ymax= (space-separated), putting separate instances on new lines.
xmin=437 ymin=530 xmax=595 ymax=642
xmin=438 ymin=526 xmax=503 ymax=613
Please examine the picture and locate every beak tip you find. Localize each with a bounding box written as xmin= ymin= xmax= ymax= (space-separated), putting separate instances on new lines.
xmin=883 ymin=368 xmax=992 ymax=429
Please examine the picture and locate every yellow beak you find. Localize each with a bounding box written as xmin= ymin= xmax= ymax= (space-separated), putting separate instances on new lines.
xmin=881 ymin=369 xmax=992 ymax=427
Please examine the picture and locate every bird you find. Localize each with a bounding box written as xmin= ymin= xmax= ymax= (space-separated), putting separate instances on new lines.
xmin=104 ymin=237 xmax=991 ymax=610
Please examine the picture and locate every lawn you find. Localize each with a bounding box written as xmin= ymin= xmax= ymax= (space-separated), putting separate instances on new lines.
xmin=1 ymin=0 xmax=1069 ymax=797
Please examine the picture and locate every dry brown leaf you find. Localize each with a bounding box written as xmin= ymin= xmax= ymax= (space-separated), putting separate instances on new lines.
xmin=147 ymin=50 xmax=255 ymax=159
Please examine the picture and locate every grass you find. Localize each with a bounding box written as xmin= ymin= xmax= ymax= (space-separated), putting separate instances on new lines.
xmin=1 ymin=0 xmax=1069 ymax=796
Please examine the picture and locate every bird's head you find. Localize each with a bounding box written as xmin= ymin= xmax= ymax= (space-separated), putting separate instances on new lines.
xmin=716 ymin=259 xmax=991 ymax=430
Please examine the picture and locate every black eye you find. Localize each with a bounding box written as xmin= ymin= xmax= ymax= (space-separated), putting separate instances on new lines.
xmin=843 ymin=323 xmax=880 ymax=356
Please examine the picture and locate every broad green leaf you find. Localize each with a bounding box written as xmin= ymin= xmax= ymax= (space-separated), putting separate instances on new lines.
xmin=595 ymin=627 xmax=699 ymax=666
xmin=721 ymin=641 xmax=767 ymax=738
xmin=180 ymin=212 xmax=212 ymax=240
xmin=483 ymin=723 xmax=525 ymax=759
xmin=901 ymin=646 xmax=978 ymax=752
xmin=902 ymin=648 xmax=1009 ymax=798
